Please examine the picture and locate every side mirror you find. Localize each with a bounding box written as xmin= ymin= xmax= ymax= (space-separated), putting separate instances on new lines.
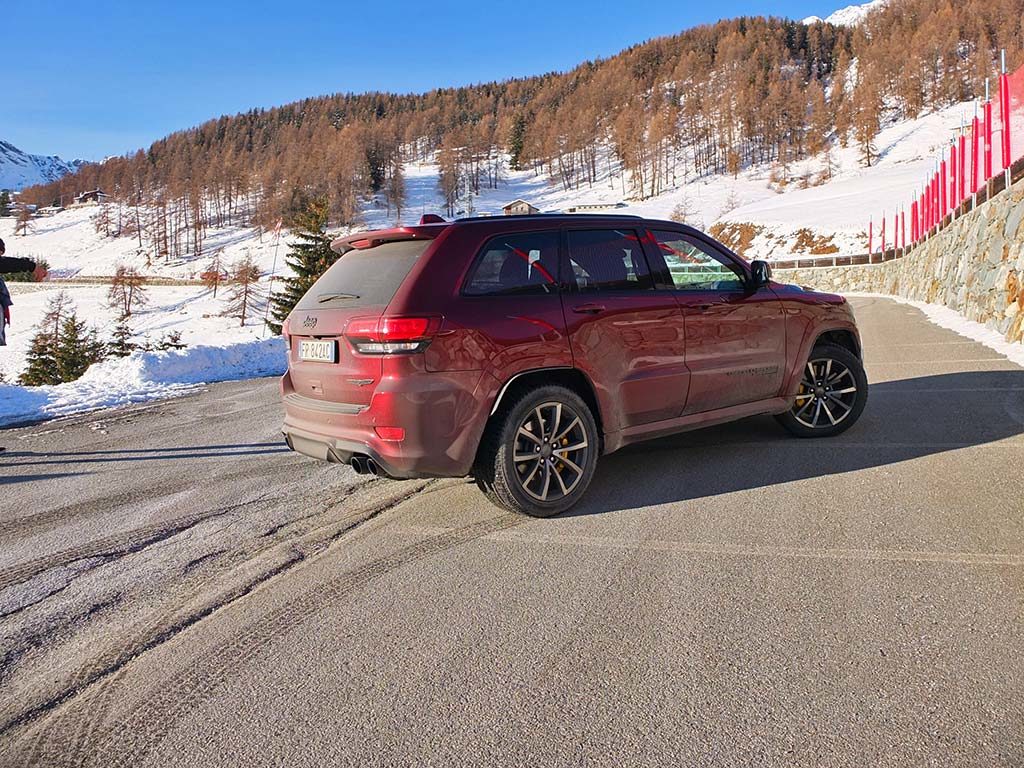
xmin=750 ymin=260 xmax=772 ymax=289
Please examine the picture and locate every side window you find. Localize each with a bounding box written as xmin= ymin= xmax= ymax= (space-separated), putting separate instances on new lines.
xmin=648 ymin=230 xmax=746 ymax=291
xmin=566 ymin=229 xmax=653 ymax=292
xmin=463 ymin=231 xmax=560 ymax=296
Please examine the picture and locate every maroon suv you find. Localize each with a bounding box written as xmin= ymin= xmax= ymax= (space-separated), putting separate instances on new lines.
xmin=280 ymin=214 xmax=867 ymax=516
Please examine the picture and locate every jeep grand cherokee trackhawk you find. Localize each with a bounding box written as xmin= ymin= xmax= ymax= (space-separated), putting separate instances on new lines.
xmin=280 ymin=214 xmax=867 ymax=516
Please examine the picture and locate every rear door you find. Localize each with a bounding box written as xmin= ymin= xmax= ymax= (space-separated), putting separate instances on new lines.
xmin=643 ymin=229 xmax=785 ymax=415
xmin=286 ymin=238 xmax=432 ymax=407
xmin=563 ymin=227 xmax=688 ymax=429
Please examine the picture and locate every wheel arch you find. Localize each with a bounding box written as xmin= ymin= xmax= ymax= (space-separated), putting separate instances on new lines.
xmin=813 ymin=328 xmax=861 ymax=359
xmin=489 ymin=367 xmax=604 ymax=435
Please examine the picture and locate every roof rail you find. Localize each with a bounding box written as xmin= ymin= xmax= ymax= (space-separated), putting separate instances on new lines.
xmin=454 ymin=212 xmax=642 ymax=222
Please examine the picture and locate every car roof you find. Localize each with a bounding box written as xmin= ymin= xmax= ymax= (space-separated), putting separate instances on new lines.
xmin=330 ymin=214 xmax=703 ymax=254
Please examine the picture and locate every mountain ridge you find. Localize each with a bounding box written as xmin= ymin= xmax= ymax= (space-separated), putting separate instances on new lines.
xmin=0 ymin=140 xmax=83 ymax=192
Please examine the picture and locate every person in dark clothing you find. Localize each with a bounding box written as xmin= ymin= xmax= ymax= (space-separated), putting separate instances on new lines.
xmin=0 ymin=236 xmax=36 ymax=453
xmin=0 ymin=238 xmax=11 ymax=348
xmin=0 ymin=237 xmax=43 ymax=279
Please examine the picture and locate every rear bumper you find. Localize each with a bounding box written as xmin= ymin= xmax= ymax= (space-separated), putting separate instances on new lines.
xmin=280 ymin=368 xmax=489 ymax=479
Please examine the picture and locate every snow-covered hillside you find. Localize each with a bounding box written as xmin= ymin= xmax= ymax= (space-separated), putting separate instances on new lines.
xmin=718 ymin=100 xmax=974 ymax=260
xmin=0 ymin=140 xmax=82 ymax=191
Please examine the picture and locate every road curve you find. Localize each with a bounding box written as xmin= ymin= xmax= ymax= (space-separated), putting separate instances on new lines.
xmin=1 ymin=297 xmax=1022 ymax=767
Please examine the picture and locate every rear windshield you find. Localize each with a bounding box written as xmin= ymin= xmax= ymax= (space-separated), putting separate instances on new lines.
xmin=295 ymin=239 xmax=431 ymax=310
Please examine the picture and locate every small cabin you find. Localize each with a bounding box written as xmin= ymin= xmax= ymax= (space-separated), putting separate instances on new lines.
xmin=564 ymin=202 xmax=626 ymax=213
xmin=72 ymin=189 xmax=109 ymax=206
xmin=502 ymin=199 xmax=539 ymax=216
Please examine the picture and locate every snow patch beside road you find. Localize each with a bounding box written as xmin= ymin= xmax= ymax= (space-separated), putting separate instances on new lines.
xmin=0 ymin=338 xmax=286 ymax=427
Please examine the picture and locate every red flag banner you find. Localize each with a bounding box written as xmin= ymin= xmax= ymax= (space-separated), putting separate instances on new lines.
xmin=1008 ymin=62 xmax=1024 ymax=168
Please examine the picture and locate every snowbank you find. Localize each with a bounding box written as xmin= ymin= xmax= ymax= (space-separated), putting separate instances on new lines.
xmin=0 ymin=338 xmax=286 ymax=427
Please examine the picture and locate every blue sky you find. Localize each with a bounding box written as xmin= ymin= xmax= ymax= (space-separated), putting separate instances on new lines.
xmin=5 ymin=0 xmax=835 ymax=161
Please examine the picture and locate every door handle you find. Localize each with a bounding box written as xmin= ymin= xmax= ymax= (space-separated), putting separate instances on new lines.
xmin=571 ymin=303 xmax=606 ymax=314
xmin=692 ymin=299 xmax=730 ymax=311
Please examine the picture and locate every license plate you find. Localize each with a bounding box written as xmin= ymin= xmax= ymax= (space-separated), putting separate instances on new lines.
xmin=298 ymin=339 xmax=336 ymax=363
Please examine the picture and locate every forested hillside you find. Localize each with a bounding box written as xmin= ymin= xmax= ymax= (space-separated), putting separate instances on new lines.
xmin=20 ymin=0 xmax=1024 ymax=261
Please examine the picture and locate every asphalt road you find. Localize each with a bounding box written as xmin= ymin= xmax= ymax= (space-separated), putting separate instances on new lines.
xmin=1 ymin=296 xmax=1022 ymax=767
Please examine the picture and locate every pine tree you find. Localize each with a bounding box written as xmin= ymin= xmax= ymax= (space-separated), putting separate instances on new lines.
xmin=267 ymin=198 xmax=335 ymax=335
xmin=109 ymin=318 xmax=135 ymax=357
xmin=19 ymin=329 xmax=60 ymax=385
xmin=54 ymin=313 xmax=106 ymax=382
xmin=157 ymin=330 xmax=185 ymax=350
xmin=0 ymin=191 xmax=11 ymax=217
xmin=508 ymin=113 xmax=527 ymax=171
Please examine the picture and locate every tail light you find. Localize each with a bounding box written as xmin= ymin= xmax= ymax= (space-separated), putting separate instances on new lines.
xmin=345 ymin=316 xmax=441 ymax=355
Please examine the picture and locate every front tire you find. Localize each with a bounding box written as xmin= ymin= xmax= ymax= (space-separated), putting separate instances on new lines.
xmin=475 ymin=385 xmax=599 ymax=517
xmin=775 ymin=343 xmax=868 ymax=438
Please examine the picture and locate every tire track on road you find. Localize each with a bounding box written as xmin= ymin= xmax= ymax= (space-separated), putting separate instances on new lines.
xmin=0 ymin=496 xmax=267 ymax=594
xmin=79 ymin=510 xmax=524 ymax=767
xmin=2 ymin=480 xmax=450 ymax=763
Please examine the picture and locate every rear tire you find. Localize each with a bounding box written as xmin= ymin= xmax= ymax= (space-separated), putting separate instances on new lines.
xmin=475 ymin=385 xmax=599 ymax=517
xmin=775 ymin=342 xmax=868 ymax=438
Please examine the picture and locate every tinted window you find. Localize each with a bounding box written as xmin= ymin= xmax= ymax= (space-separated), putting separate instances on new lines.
xmin=295 ymin=239 xmax=430 ymax=310
xmin=463 ymin=232 xmax=560 ymax=296
xmin=648 ymin=230 xmax=746 ymax=291
xmin=566 ymin=229 xmax=653 ymax=292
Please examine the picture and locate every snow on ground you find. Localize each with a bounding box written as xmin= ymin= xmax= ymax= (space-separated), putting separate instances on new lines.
xmin=0 ymin=207 xmax=292 ymax=281
xmin=1 ymin=282 xmax=278 ymax=383
xmin=0 ymin=338 xmax=285 ymax=427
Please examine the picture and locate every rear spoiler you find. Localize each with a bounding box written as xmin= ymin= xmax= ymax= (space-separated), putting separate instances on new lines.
xmin=330 ymin=217 xmax=449 ymax=255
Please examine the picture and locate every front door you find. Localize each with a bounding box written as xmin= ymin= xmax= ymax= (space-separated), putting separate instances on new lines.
xmin=562 ymin=228 xmax=689 ymax=431
xmin=644 ymin=229 xmax=786 ymax=415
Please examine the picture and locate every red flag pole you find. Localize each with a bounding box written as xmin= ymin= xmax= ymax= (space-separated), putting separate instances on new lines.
xmin=932 ymin=171 xmax=939 ymax=229
xmin=924 ymin=184 xmax=930 ymax=233
xmin=881 ymin=212 xmax=886 ymax=254
xmin=984 ymin=82 xmax=993 ymax=182
xmin=911 ymin=200 xmax=917 ymax=243
xmin=950 ymin=143 xmax=958 ymax=212
xmin=1001 ymin=50 xmax=1011 ymax=174
xmin=940 ymin=157 xmax=948 ymax=219
xmin=958 ymin=126 xmax=966 ymax=203
xmin=919 ymin=190 xmax=925 ymax=238
xmin=868 ymin=219 xmax=873 ymax=255
xmin=901 ymin=208 xmax=906 ymax=251
xmin=971 ymin=104 xmax=980 ymax=193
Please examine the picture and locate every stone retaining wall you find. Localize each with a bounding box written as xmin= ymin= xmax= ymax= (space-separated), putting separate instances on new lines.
xmin=774 ymin=175 xmax=1024 ymax=344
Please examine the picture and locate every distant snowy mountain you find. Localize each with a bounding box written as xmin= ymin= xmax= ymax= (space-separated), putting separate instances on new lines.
xmin=802 ymin=0 xmax=887 ymax=26
xmin=0 ymin=140 xmax=83 ymax=191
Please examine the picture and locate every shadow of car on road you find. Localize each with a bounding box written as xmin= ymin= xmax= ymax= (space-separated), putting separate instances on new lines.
xmin=0 ymin=442 xmax=291 ymax=468
xmin=562 ymin=370 xmax=1024 ymax=517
